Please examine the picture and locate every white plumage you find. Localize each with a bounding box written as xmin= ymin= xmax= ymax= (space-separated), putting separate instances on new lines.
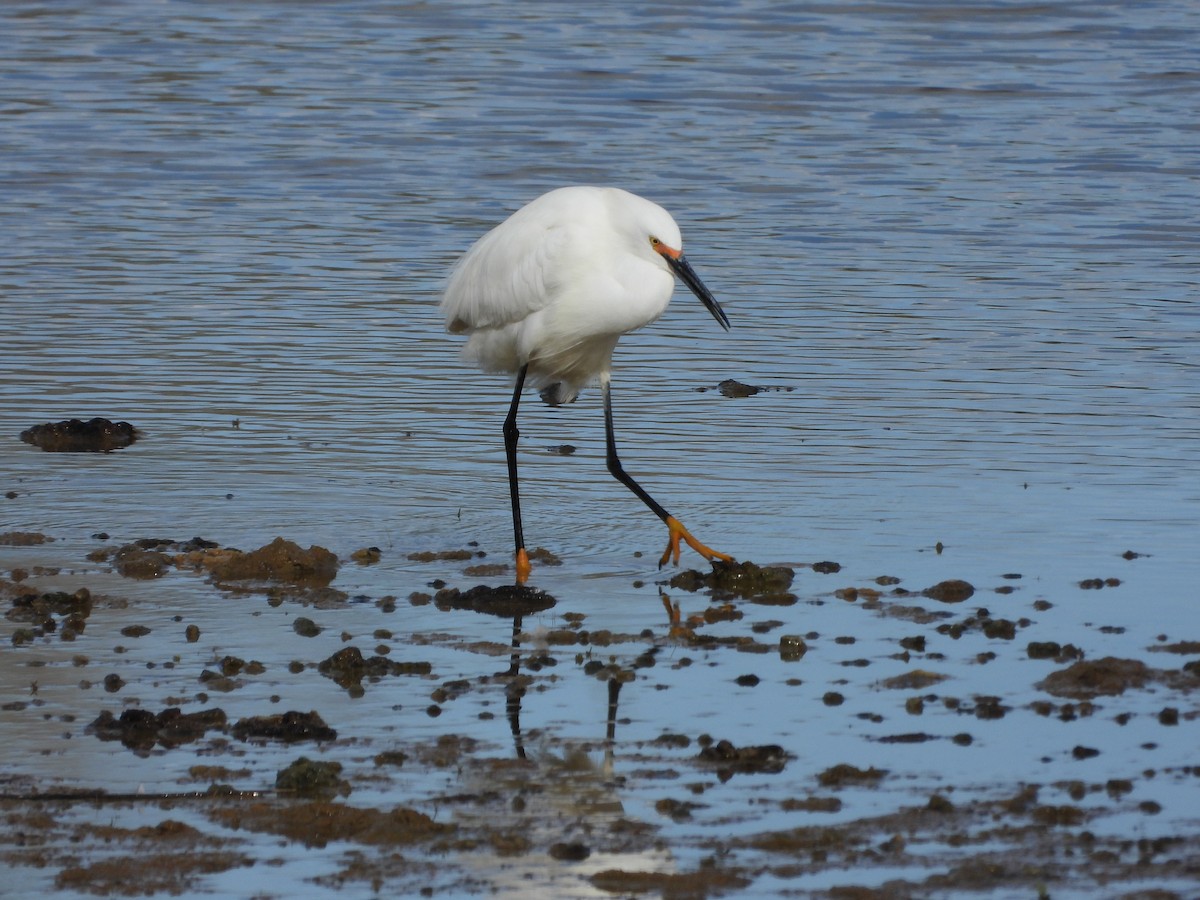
xmin=441 ymin=185 xmax=733 ymax=582
xmin=442 ymin=185 xmax=718 ymax=404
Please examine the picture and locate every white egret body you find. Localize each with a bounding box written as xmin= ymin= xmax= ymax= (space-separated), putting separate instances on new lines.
xmin=442 ymin=186 xmax=733 ymax=582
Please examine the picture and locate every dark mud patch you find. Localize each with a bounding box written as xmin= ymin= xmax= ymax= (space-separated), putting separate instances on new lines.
xmin=208 ymin=799 xmax=452 ymax=848
xmin=0 ymin=531 xmax=54 ymax=546
xmin=55 ymin=849 xmax=250 ymax=896
xmin=230 ymin=710 xmax=337 ymax=744
xmin=817 ymin=764 xmax=888 ymax=787
xmin=1038 ymin=656 xmax=1196 ymax=699
xmin=89 ymin=535 xmax=347 ymax=601
xmin=20 ymin=417 xmax=139 ymax=453
xmin=591 ymin=866 xmax=752 ymax=896
xmin=8 ymin=587 xmax=93 ymax=644
xmin=434 ymin=583 xmax=557 ymax=617
xmin=879 ymin=669 xmax=949 ymax=690
xmin=739 ymin=782 xmax=1199 ymax=897
xmin=669 ymin=560 xmax=796 ymax=603
xmin=87 ymin=707 xmax=228 ymax=754
xmin=697 ymin=739 xmax=790 ymax=780
xmin=317 ymin=646 xmax=433 ymax=693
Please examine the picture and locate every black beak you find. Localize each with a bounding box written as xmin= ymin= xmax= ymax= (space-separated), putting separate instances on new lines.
xmin=665 ymin=253 xmax=730 ymax=331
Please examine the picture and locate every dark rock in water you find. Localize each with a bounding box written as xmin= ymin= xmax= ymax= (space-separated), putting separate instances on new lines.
xmin=231 ymin=710 xmax=337 ymax=743
xmin=434 ymin=583 xmax=556 ymax=617
xmin=698 ymin=739 xmax=790 ymax=781
xmin=923 ymin=579 xmax=975 ymax=603
xmin=20 ymin=417 xmax=139 ymax=452
xmin=669 ymin=560 xmax=796 ymax=603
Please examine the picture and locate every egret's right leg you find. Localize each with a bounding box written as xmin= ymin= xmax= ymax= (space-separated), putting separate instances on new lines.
xmin=504 ymin=364 xmax=531 ymax=583
xmin=600 ymin=374 xmax=734 ymax=569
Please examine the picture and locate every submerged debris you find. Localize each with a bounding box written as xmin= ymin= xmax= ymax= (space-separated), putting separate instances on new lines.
xmin=20 ymin=417 xmax=139 ymax=452
xmin=434 ymin=583 xmax=557 ymax=617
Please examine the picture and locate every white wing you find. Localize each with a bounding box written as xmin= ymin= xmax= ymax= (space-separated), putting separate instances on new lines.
xmin=440 ymin=189 xmax=605 ymax=335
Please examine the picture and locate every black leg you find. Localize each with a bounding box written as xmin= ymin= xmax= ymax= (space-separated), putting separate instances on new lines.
xmin=602 ymin=375 xmax=671 ymax=523
xmin=504 ymin=365 xmax=530 ymax=580
xmin=601 ymin=374 xmax=734 ymax=569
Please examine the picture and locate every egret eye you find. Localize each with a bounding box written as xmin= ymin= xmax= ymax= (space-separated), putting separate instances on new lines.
xmin=649 ymin=236 xmax=660 ymax=247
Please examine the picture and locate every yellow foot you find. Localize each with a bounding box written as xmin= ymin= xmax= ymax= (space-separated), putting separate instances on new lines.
xmin=658 ymin=515 xmax=735 ymax=569
xmin=515 ymin=547 xmax=531 ymax=584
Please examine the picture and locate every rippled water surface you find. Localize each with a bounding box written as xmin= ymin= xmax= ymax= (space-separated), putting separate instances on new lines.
xmin=2 ymin=2 xmax=1198 ymax=898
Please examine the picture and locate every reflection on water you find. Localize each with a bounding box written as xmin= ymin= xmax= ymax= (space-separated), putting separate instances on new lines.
xmin=2 ymin=1 xmax=1199 ymax=897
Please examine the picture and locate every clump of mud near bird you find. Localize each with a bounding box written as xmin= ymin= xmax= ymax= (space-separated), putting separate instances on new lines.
xmin=2 ymin=529 xmax=1199 ymax=898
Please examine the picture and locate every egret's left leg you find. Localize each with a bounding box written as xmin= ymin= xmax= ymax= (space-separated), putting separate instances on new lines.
xmin=600 ymin=374 xmax=734 ymax=569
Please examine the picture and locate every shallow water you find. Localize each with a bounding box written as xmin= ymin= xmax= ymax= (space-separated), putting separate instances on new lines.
xmin=2 ymin=1 xmax=1199 ymax=897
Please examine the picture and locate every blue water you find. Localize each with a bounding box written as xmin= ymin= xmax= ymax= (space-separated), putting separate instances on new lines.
xmin=2 ymin=2 xmax=1198 ymax=897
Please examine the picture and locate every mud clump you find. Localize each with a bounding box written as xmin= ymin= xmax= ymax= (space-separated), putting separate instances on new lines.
xmin=317 ymin=646 xmax=433 ymax=691
xmin=87 ymin=707 xmax=228 ymax=753
xmin=923 ymin=579 xmax=975 ymax=603
xmin=208 ymin=537 xmax=338 ymax=587
xmin=669 ymin=560 xmax=796 ymax=603
xmin=434 ymin=583 xmax=556 ymax=617
xmin=8 ymin=587 xmax=93 ymax=642
xmin=592 ymin=867 xmax=751 ymax=895
xmin=20 ymin=417 xmax=139 ymax=452
xmin=231 ymin=710 xmax=337 ymax=743
xmin=1037 ymin=657 xmax=1153 ymax=698
xmin=275 ymin=757 xmax=350 ymax=798
xmin=209 ymin=800 xmax=452 ymax=849
xmin=698 ymin=739 xmax=790 ymax=780
xmin=114 ymin=546 xmax=173 ymax=579
xmin=0 ymin=531 xmax=54 ymax=546
xmin=817 ymin=764 xmax=888 ymax=787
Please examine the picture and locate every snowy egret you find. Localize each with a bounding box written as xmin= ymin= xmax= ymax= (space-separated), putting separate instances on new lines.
xmin=442 ymin=186 xmax=735 ymax=583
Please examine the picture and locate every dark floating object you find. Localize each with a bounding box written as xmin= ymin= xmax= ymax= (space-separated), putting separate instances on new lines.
xmin=434 ymin=583 xmax=557 ymax=617
xmin=712 ymin=379 xmax=794 ymax=398
xmin=20 ymin=417 xmax=139 ymax=452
